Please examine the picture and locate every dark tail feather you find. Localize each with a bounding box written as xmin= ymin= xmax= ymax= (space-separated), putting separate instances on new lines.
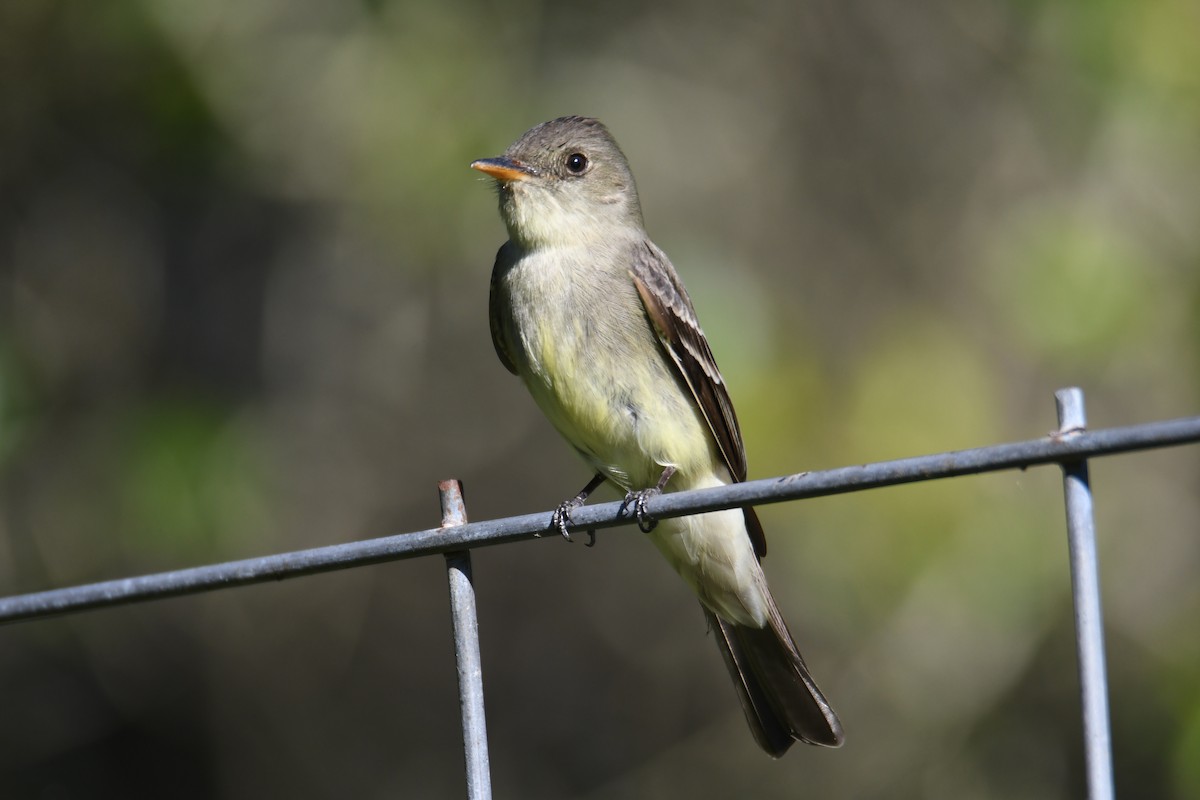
xmin=705 ymin=602 xmax=843 ymax=756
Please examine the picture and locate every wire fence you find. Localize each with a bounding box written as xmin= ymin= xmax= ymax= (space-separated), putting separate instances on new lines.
xmin=3 ymin=387 xmax=1199 ymax=799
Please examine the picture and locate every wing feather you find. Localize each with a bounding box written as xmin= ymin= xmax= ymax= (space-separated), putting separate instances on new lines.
xmin=489 ymin=244 xmax=519 ymax=375
xmin=630 ymin=241 xmax=767 ymax=558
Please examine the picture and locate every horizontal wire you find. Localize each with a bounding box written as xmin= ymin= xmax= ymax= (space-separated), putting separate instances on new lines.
xmin=1 ymin=414 xmax=1197 ymax=625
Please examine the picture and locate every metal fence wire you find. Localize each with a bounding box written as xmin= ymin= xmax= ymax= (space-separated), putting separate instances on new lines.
xmin=2 ymin=387 xmax=1199 ymax=799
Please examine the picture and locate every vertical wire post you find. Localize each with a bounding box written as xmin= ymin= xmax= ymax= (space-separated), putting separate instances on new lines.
xmin=439 ymin=479 xmax=492 ymax=800
xmin=1055 ymin=388 xmax=1115 ymax=800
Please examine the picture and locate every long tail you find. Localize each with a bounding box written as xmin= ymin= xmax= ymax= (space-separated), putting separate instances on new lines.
xmin=705 ymin=594 xmax=844 ymax=756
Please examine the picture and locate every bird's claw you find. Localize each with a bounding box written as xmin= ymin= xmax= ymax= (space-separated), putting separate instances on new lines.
xmin=551 ymin=500 xmax=596 ymax=547
xmin=623 ymin=488 xmax=661 ymax=533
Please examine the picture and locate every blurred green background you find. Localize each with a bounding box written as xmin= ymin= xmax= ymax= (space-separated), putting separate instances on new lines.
xmin=2 ymin=0 xmax=1198 ymax=797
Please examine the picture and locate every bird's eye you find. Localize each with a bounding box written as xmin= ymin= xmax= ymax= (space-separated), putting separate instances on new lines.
xmin=565 ymin=152 xmax=589 ymax=174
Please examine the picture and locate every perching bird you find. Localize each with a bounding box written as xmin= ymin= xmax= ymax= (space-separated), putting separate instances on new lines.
xmin=471 ymin=116 xmax=842 ymax=755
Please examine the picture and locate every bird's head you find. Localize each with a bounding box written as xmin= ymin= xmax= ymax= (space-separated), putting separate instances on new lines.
xmin=471 ymin=116 xmax=644 ymax=248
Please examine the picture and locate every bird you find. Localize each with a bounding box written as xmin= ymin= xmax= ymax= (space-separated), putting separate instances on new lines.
xmin=471 ymin=116 xmax=843 ymax=755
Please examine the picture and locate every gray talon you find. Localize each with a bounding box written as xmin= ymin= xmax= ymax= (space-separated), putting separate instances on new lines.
xmin=623 ymin=488 xmax=660 ymax=533
xmin=552 ymin=498 xmax=597 ymax=545
xmin=551 ymin=502 xmax=576 ymax=542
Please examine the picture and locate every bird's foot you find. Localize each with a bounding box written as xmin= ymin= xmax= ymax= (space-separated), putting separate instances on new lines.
xmin=551 ymin=498 xmax=596 ymax=547
xmin=622 ymin=487 xmax=661 ymax=533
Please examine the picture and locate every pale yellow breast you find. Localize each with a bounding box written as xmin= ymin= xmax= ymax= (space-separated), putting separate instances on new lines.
xmin=501 ymin=245 xmax=717 ymax=490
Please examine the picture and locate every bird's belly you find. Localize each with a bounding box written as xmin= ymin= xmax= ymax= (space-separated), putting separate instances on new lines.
xmin=523 ymin=322 xmax=712 ymax=489
xmin=498 ymin=246 xmax=714 ymax=488
xmin=521 ymin=311 xmax=767 ymax=627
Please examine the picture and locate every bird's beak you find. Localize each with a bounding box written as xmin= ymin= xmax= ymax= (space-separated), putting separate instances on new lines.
xmin=470 ymin=156 xmax=536 ymax=182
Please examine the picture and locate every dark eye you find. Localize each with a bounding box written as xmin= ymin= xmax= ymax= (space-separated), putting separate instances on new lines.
xmin=565 ymin=152 xmax=588 ymax=174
